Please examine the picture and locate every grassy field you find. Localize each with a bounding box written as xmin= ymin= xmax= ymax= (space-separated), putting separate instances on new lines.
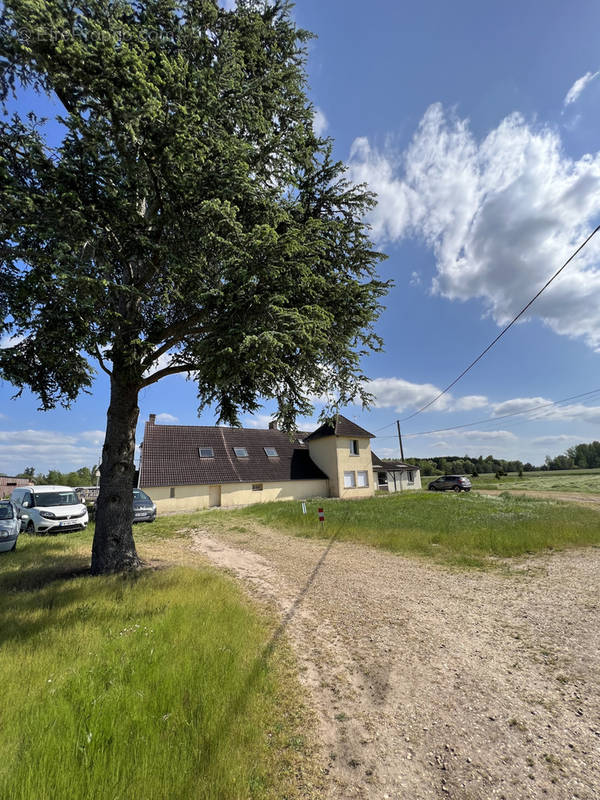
xmin=465 ymin=469 xmax=600 ymax=493
xmin=218 ymin=491 xmax=600 ymax=567
xmin=0 ymin=524 xmax=318 ymax=800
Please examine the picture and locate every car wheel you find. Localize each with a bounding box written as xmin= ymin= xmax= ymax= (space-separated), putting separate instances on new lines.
xmin=26 ymin=520 xmax=35 ymax=534
xmin=428 ymin=485 xmax=436 ymax=491
xmin=453 ymin=485 xmax=461 ymax=493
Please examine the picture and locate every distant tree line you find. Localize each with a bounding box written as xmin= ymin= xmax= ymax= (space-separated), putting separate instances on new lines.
xmin=402 ymin=455 xmax=530 ymax=477
xmin=397 ymin=442 xmax=600 ymax=476
xmin=12 ymin=465 xmax=98 ymax=487
xmin=544 ymin=441 xmax=600 ymax=471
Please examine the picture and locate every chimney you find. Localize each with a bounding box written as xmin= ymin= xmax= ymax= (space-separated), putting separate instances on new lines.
xmin=268 ymin=420 xmax=278 ymax=430
xmin=149 ymin=414 xmax=156 ymax=425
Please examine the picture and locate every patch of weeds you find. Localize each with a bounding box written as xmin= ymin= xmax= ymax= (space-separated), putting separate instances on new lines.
xmin=334 ymin=712 xmax=349 ymax=722
xmin=508 ymin=718 xmax=528 ymax=732
xmin=543 ymin=753 xmax=563 ymax=768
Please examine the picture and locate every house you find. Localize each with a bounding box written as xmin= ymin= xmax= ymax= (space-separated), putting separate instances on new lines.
xmin=371 ymin=452 xmax=422 ymax=492
xmin=0 ymin=475 xmax=33 ymax=499
xmin=138 ymin=413 xmax=378 ymax=512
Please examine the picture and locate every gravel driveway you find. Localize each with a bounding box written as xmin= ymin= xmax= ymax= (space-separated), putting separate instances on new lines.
xmin=191 ymin=524 xmax=600 ymax=800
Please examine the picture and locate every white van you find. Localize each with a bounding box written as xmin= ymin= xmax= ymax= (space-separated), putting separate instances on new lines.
xmin=10 ymin=485 xmax=89 ymax=534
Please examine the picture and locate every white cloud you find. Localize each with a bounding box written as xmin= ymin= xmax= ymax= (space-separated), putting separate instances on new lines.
xmin=366 ymin=377 xmax=488 ymax=414
xmin=367 ymin=376 xmax=450 ymax=412
xmin=426 ymin=429 xmax=517 ymax=442
xmin=531 ymin=434 xmax=580 ymax=446
xmin=0 ymin=429 xmax=102 ymax=474
xmin=242 ymin=413 xmax=319 ymax=432
xmin=454 ymin=395 xmax=489 ymax=412
xmin=492 ymin=396 xmax=551 ymax=416
xmin=409 ymin=270 xmax=421 ymax=287
xmin=349 ymin=103 xmax=600 ymax=350
xmin=564 ymin=71 xmax=599 ymax=106
xmin=313 ymin=107 xmax=328 ymax=137
xmin=490 ymin=395 xmax=600 ymax=425
xmin=155 ymin=413 xmax=179 ymax=424
xmin=0 ymin=333 xmax=25 ymax=349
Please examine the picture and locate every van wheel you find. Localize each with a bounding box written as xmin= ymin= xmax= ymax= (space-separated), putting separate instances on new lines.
xmin=26 ymin=520 xmax=35 ymax=534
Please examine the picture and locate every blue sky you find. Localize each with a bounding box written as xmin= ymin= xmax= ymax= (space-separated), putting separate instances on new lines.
xmin=2 ymin=0 xmax=600 ymax=473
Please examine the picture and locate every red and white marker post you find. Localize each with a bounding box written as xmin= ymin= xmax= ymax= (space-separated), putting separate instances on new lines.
xmin=318 ymin=507 xmax=325 ymax=525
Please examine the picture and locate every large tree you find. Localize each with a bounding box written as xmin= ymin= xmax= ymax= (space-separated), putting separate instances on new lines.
xmin=0 ymin=0 xmax=388 ymax=573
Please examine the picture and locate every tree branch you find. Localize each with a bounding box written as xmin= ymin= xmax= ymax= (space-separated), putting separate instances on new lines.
xmin=94 ymin=345 xmax=112 ymax=376
xmin=140 ymin=363 xmax=196 ymax=388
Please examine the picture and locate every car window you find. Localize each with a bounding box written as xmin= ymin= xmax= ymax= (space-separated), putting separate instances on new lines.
xmin=33 ymin=491 xmax=80 ymax=507
xmin=133 ymin=489 xmax=151 ymax=503
xmin=0 ymin=503 xmax=14 ymax=520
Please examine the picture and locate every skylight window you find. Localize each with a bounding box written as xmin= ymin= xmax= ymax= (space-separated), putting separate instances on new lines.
xmin=264 ymin=447 xmax=278 ymax=457
xmin=233 ymin=447 xmax=249 ymax=458
xmin=198 ymin=447 xmax=214 ymax=458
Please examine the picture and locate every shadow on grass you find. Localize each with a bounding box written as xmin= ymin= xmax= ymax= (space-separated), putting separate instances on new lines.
xmin=202 ymin=514 xmax=351 ymax=767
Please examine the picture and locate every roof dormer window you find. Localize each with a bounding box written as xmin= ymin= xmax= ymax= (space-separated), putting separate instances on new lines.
xmin=233 ymin=447 xmax=249 ymax=458
xmin=264 ymin=446 xmax=278 ymax=457
xmin=198 ymin=447 xmax=214 ymax=458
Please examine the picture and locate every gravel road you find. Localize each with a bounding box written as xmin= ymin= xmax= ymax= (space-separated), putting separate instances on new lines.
xmin=191 ymin=524 xmax=600 ymax=800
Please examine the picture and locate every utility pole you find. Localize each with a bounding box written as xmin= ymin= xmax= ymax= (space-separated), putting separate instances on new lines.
xmin=396 ymin=419 xmax=405 ymax=462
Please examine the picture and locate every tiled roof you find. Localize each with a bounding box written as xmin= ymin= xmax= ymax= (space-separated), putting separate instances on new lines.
xmin=139 ymin=421 xmax=328 ymax=488
xmin=305 ymin=414 xmax=374 ymax=442
xmin=371 ymin=452 xmax=418 ymax=471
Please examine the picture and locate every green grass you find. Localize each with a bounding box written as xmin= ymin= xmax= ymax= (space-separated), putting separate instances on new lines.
xmin=467 ymin=469 xmax=600 ymax=493
xmin=218 ymin=491 xmax=600 ymax=567
xmin=0 ymin=526 xmax=318 ymax=800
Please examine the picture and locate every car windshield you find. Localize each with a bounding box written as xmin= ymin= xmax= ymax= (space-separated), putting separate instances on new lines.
xmin=133 ymin=489 xmax=151 ymax=503
xmin=34 ymin=491 xmax=80 ymax=507
xmin=0 ymin=503 xmax=14 ymax=520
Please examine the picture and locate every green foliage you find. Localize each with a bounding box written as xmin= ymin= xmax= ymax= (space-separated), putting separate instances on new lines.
xmin=15 ymin=464 xmax=97 ymax=487
xmin=0 ymin=0 xmax=388 ymax=426
xmin=219 ymin=492 xmax=600 ymax=567
xmin=0 ymin=530 xmax=315 ymax=799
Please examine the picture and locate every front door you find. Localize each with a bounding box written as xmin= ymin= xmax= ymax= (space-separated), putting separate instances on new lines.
xmin=208 ymin=485 xmax=221 ymax=508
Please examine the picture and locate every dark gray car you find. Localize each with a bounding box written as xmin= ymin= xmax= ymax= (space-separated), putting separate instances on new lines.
xmin=133 ymin=489 xmax=157 ymax=523
xmin=0 ymin=501 xmax=20 ymax=552
xmin=428 ymin=475 xmax=472 ymax=493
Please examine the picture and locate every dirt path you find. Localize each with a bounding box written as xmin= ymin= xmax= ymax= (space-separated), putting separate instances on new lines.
xmin=191 ymin=526 xmax=600 ymax=800
xmin=474 ymin=489 xmax=600 ymax=507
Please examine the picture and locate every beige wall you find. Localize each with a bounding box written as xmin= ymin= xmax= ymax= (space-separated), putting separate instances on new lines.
xmin=306 ymin=437 xmax=340 ymax=496
xmin=375 ymin=469 xmax=422 ymax=492
xmin=335 ymin=436 xmax=374 ymax=499
xmin=145 ymin=479 xmax=329 ymax=513
xmin=308 ymin=435 xmax=374 ymax=499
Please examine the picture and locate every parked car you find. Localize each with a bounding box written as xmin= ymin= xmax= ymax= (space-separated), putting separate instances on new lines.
xmin=133 ymin=489 xmax=157 ymax=523
xmin=0 ymin=500 xmax=20 ymax=552
xmin=428 ymin=475 xmax=472 ymax=493
xmin=11 ymin=485 xmax=89 ymax=534
xmin=90 ymin=489 xmax=157 ymax=523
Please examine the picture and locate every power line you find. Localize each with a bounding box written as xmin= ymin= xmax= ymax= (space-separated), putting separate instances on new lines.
xmin=374 ymin=387 xmax=600 ymax=440
xmin=398 ymin=224 xmax=600 ymax=423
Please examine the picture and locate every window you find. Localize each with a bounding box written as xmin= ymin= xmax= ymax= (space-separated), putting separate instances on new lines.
xmin=343 ymin=471 xmax=356 ymax=488
xmin=198 ymin=447 xmax=214 ymax=458
xmin=407 ymin=470 xmax=414 ymax=483
xmin=169 ymin=487 xmax=175 ymax=498
xmin=252 ymin=483 xmax=263 ymax=492
xmin=357 ymin=471 xmax=369 ymax=488
xmin=264 ymin=447 xmax=278 ymax=457
xmin=233 ymin=447 xmax=248 ymax=458
xmin=349 ymin=439 xmax=359 ymax=456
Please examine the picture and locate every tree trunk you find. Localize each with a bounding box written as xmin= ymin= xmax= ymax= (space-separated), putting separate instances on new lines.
xmin=91 ymin=370 xmax=141 ymax=574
